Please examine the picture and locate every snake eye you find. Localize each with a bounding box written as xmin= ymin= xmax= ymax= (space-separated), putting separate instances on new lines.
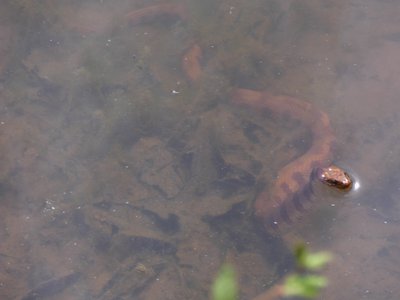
xmin=315 ymin=165 xmax=353 ymax=191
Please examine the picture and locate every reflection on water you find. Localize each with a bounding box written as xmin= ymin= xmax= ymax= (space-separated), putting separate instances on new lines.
xmin=1 ymin=0 xmax=400 ymax=299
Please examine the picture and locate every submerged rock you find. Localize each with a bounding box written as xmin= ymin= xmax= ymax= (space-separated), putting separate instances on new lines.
xmin=130 ymin=137 xmax=184 ymax=199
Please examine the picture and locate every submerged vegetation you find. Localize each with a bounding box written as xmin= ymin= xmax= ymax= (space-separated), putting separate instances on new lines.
xmin=212 ymin=244 xmax=332 ymax=300
xmin=212 ymin=264 xmax=239 ymax=300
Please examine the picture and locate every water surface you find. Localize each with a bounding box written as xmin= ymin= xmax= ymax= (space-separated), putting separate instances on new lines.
xmin=0 ymin=1 xmax=399 ymax=299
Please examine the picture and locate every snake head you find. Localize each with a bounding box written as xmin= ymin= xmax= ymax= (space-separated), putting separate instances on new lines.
xmin=315 ymin=165 xmax=353 ymax=191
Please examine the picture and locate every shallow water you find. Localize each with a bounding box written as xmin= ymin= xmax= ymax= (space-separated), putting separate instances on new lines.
xmin=0 ymin=1 xmax=399 ymax=299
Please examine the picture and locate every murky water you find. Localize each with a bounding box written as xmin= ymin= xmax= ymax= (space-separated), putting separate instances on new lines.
xmin=0 ymin=1 xmax=399 ymax=299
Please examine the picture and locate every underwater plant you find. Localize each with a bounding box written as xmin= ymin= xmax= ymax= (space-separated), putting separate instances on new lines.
xmin=212 ymin=244 xmax=332 ymax=300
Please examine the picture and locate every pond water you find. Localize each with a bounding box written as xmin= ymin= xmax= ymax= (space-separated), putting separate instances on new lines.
xmin=0 ymin=1 xmax=400 ymax=299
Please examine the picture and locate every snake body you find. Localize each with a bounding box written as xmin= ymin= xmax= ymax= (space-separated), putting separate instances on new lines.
xmin=125 ymin=3 xmax=352 ymax=230
xmin=232 ymin=89 xmax=336 ymax=228
xmin=126 ymin=3 xmax=187 ymax=25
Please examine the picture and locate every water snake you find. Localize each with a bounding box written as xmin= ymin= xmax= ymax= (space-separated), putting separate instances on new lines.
xmin=231 ymin=88 xmax=350 ymax=228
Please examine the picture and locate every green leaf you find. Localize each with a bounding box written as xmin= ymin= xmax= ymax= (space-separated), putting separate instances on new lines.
xmin=212 ymin=264 xmax=238 ymax=300
xmin=295 ymin=244 xmax=332 ymax=271
xmin=283 ymin=274 xmax=328 ymax=298
xmin=303 ymin=251 xmax=332 ymax=270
